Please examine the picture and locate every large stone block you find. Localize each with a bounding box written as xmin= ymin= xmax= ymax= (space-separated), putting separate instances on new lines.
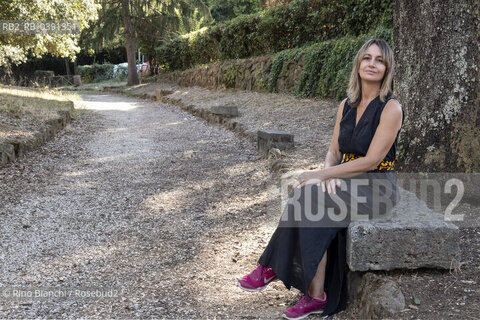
xmin=347 ymin=187 xmax=460 ymax=271
xmin=348 ymin=272 xmax=405 ymax=319
xmin=257 ymin=129 xmax=294 ymax=157
xmin=394 ymin=0 xmax=480 ymax=171
xmin=73 ymin=75 xmax=82 ymax=87
xmin=0 ymin=143 xmax=15 ymax=166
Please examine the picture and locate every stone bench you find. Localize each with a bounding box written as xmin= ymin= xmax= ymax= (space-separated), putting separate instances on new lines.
xmin=257 ymin=129 xmax=294 ymax=157
xmin=210 ymin=104 xmax=239 ymax=117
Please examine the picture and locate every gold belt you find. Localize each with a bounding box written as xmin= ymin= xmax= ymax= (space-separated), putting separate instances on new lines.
xmin=343 ymin=153 xmax=396 ymax=171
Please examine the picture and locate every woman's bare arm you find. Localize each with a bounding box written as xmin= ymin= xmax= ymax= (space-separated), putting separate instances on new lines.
xmin=320 ymin=98 xmax=346 ymax=193
xmin=324 ymin=98 xmax=347 ymax=168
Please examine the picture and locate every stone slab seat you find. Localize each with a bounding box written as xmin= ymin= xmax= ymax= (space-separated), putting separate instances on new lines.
xmin=347 ymin=186 xmax=461 ymax=271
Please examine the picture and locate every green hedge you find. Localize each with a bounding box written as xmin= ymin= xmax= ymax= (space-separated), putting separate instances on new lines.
xmin=155 ymin=0 xmax=392 ymax=71
xmin=78 ymin=63 xmax=114 ymax=83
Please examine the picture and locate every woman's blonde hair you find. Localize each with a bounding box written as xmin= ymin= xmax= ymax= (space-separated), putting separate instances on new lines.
xmin=347 ymin=38 xmax=395 ymax=107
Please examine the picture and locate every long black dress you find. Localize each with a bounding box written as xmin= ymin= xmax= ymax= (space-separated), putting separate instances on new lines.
xmin=258 ymin=94 xmax=403 ymax=317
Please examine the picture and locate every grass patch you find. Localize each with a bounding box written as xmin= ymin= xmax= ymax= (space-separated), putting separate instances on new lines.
xmin=0 ymin=85 xmax=77 ymax=120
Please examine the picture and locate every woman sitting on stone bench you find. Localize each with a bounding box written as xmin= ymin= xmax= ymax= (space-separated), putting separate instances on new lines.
xmin=237 ymin=38 xmax=404 ymax=319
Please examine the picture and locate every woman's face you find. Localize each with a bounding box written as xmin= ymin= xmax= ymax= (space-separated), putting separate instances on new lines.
xmin=358 ymin=44 xmax=386 ymax=83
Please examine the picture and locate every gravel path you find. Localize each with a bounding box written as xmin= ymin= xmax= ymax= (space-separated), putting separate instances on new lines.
xmin=0 ymin=93 xmax=304 ymax=319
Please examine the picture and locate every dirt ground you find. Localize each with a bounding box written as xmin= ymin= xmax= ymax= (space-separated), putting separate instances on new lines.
xmin=0 ymin=84 xmax=478 ymax=319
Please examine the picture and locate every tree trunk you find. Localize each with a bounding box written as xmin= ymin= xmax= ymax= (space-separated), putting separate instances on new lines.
xmin=121 ymin=0 xmax=139 ymax=86
xmin=65 ymin=58 xmax=71 ymax=76
xmin=393 ymin=0 xmax=480 ymax=172
xmin=74 ymin=58 xmax=78 ymax=75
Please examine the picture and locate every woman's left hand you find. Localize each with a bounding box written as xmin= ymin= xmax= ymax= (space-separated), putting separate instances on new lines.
xmin=292 ymin=170 xmax=324 ymax=189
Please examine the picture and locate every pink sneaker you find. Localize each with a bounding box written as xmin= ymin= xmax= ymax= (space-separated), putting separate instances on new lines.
xmin=282 ymin=291 xmax=327 ymax=320
xmin=237 ymin=264 xmax=278 ymax=292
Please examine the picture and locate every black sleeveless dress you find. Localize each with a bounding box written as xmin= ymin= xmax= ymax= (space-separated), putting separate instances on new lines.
xmin=257 ymin=94 xmax=403 ymax=317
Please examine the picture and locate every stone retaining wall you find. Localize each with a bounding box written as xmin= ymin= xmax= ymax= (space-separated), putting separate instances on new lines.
xmin=0 ymin=107 xmax=73 ymax=167
xmin=157 ymin=54 xmax=305 ymax=94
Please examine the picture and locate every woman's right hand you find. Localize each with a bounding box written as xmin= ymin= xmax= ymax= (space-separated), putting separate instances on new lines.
xmin=321 ymin=178 xmax=341 ymax=194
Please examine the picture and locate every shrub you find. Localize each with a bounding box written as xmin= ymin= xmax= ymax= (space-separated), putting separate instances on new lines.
xmin=78 ymin=63 xmax=114 ymax=83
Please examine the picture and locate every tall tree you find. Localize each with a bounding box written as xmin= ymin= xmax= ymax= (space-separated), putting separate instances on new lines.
xmin=82 ymin=0 xmax=213 ymax=86
xmin=0 ymin=0 xmax=98 ymax=68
